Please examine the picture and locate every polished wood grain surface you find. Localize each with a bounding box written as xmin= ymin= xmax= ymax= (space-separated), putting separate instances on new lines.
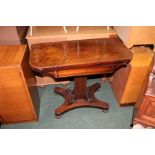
xmin=133 ymin=71 xmax=155 ymax=128
xmin=21 ymin=45 xmax=40 ymax=119
xmin=0 ymin=45 xmax=40 ymax=124
xmin=30 ymin=36 xmax=132 ymax=73
xmin=29 ymin=36 xmax=132 ymax=118
xmin=0 ymin=45 xmax=24 ymax=67
xmin=27 ymin=26 xmax=116 ymax=86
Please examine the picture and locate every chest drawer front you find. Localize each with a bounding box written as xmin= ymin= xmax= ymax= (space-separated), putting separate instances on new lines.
xmin=138 ymin=96 xmax=155 ymax=117
xmin=134 ymin=95 xmax=155 ymax=127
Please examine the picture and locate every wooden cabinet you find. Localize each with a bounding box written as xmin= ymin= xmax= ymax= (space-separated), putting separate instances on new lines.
xmin=133 ymin=71 xmax=155 ymax=128
xmin=0 ymin=45 xmax=40 ymax=124
xmin=133 ymin=95 xmax=155 ymax=128
xmin=111 ymin=46 xmax=154 ymax=105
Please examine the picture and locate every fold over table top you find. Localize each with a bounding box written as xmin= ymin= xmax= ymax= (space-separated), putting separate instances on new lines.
xmin=29 ymin=36 xmax=132 ymax=78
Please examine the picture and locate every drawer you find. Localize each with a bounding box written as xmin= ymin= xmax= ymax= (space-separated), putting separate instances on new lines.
xmin=47 ymin=65 xmax=113 ymax=78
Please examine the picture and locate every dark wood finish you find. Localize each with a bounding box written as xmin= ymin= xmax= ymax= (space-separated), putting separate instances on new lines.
xmin=0 ymin=116 xmax=2 ymax=127
xmin=30 ymin=36 xmax=132 ymax=118
xmin=133 ymin=95 xmax=155 ymax=128
xmin=30 ymin=37 xmax=132 ymax=75
xmin=133 ymin=74 xmax=155 ymax=128
xmin=16 ymin=26 xmax=29 ymax=44
xmin=54 ymin=77 xmax=109 ymax=118
xmin=132 ymin=53 xmax=155 ymax=127
xmin=0 ymin=45 xmax=40 ymax=124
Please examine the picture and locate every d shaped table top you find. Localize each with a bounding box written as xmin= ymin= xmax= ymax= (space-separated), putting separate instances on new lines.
xmin=29 ymin=36 xmax=132 ymax=117
xmin=29 ymin=36 xmax=132 ymax=78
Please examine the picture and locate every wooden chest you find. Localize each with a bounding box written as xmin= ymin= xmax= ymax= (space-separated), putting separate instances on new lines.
xmin=0 ymin=45 xmax=40 ymax=124
xmin=111 ymin=46 xmax=154 ymax=105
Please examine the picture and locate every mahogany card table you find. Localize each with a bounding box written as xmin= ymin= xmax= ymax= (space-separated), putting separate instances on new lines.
xmin=29 ymin=36 xmax=132 ymax=118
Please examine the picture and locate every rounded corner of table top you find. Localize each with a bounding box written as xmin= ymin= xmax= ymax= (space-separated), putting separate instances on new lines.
xmin=29 ymin=37 xmax=132 ymax=73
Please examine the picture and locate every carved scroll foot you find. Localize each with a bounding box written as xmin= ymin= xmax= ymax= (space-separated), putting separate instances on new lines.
xmin=54 ymin=87 xmax=74 ymax=104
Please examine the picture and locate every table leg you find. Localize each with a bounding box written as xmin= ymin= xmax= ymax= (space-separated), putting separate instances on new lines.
xmin=54 ymin=76 xmax=109 ymax=118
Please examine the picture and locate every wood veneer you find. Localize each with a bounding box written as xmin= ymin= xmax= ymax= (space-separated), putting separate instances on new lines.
xmin=0 ymin=45 xmax=40 ymax=124
xmin=111 ymin=46 xmax=154 ymax=105
xmin=29 ymin=36 xmax=132 ymax=118
xmin=30 ymin=37 xmax=132 ymax=76
xmin=133 ymin=65 xmax=155 ymax=128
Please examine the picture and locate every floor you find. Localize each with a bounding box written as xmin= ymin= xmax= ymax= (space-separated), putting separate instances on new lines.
xmin=2 ymin=78 xmax=133 ymax=129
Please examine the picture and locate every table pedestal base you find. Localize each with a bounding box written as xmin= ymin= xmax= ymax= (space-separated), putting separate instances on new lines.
xmin=54 ymin=76 xmax=109 ymax=118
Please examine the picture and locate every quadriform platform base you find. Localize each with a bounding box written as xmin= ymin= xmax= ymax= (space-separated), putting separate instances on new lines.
xmin=54 ymin=77 xmax=109 ymax=118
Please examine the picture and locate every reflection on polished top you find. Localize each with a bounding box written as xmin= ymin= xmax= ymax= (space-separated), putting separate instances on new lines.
xmin=30 ymin=36 xmax=132 ymax=71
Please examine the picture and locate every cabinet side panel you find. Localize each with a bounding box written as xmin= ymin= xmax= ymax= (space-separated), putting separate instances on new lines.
xmin=111 ymin=65 xmax=131 ymax=105
xmin=0 ymin=67 xmax=35 ymax=123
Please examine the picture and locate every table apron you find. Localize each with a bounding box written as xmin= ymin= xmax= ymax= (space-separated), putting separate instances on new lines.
xmin=47 ymin=63 xmax=126 ymax=78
